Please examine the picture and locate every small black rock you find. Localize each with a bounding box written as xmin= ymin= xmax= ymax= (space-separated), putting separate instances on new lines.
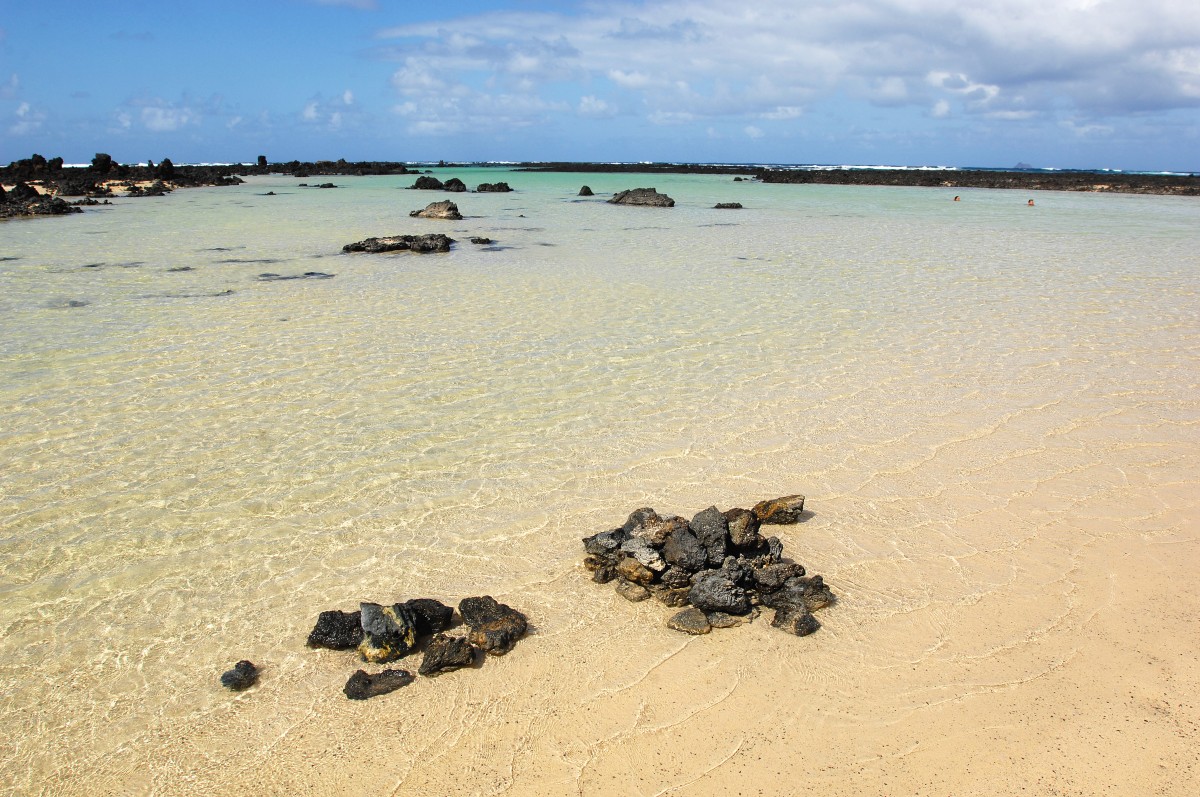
xmin=220 ymin=660 xmax=259 ymax=691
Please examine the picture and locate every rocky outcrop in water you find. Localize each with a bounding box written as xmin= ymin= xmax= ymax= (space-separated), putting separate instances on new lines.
xmin=305 ymin=594 xmax=528 ymax=699
xmin=714 ymin=202 xmax=742 ymax=209
xmin=409 ymin=176 xmax=445 ymax=190
xmin=342 ymin=233 xmax=455 ymax=253
xmin=409 ymin=200 xmax=463 ymax=220
xmin=0 ymin=182 xmax=82 ymax=218
xmin=578 ymin=185 xmax=594 ymax=196
xmin=608 ymin=188 xmax=675 ymax=207
xmin=582 ymin=496 xmax=833 ymax=638
xmin=476 ymin=182 xmax=512 ymax=192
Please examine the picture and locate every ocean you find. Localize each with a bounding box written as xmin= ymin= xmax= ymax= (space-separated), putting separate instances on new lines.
xmin=1 ymin=169 xmax=1198 ymax=795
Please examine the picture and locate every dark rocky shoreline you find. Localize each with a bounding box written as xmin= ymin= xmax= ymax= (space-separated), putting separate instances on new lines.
xmin=518 ymin=161 xmax=1200 ymax=196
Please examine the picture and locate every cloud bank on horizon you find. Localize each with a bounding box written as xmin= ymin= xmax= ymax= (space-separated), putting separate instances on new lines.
xmin=2 ymin=0 xmax=1197 ymax=170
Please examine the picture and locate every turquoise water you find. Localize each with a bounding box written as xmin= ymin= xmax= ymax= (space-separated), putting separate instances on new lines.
xmin=1 ymin=170 xmax=1197 ymax=794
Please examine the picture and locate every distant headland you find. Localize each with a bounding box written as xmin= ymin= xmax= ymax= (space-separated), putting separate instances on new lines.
xmin=3 ymin=152 xmax=1197 ymax=218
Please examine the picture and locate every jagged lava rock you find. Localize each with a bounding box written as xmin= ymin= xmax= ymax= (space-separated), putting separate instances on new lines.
xmin=220 ymin=660 xmax=259 ymax=691
xmin=619 ymin=536 xmax=666 ymax=572
xmin=358 ymin=602 xmax=419 ymax=663
xmin=419 ymin=634 xmax=477 ymax=676
xmin=615 ymin=556 xmax=655 ymax=585
xmin=661 ymin=524 xmax=707 ymax=572
xmin=404 ymin=598 xmax=454 ymax=637
xmin=608 ymin=188 xmax=675 ymax=207
xmin=459 ymin=596 xmax=528 ymax=655
xmin=714 ymin=202 xmax=743 ymax=209
xmin=687 ymin=569 xmax=751 ymax=615
xmin=578 ymin=185 xmax=594 ymax=196
xmin=342 ymin=233 xmax=454 ymax=253
xmin=443 ymin=177 xmax=467 ymax=192
xmin=761 ymin=575 xmax=835 ymax=613
xmin=306 ymin=609 xmax=364 ymax=650
xmin=753 ymin=494 xmax=806 ymax=524
xmin=724 ymin=507 xmax=763 ymax=550
xmin=583 ymin=528 xmax=629 ymax=556
xmin=476 ymin=182 xmax=512 ymax=192
xmin=690 ymin=506 xmax=730 ymax=566
xmin=409 ymin=200 xmax=463 ymax=220
xmin=344 ymin=668 xmax=414 ymax=700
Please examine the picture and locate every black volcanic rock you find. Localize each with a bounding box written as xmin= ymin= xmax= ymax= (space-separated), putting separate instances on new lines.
xmin=476 ymin=182 xmax=512 ymax=192
xmin=608 ymin=187 xmax=675 ymax=207
xmin=220 ymin=660 xmax=259 ymax=691
xmin=410 ymin=175 xmax=444 ymax=190
xmin=419 ymin=634 xmax=477 ymax=676
xmin=342 ymin=233 xmax=454 ymax=253
xmin=306 ymin=609 xmax=364 ymax=650
xmin=343 ymin=668 xmax=414 ymax=700
xmin=459 ymin=596 xmax=528 ymax=656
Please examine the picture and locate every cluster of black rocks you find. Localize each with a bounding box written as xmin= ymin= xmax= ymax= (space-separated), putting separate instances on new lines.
xmin=342 ymin=233 xmax=455 ymax=253
xmin=582 ymin=495 xmax=834 ymax=637
xmin=305 ymin=596 xmax=528 ymax=700
xmin=408 ymin=176 xmax=513 ymax=193
xmin=0 ymin=181 xmax=81 ymax=218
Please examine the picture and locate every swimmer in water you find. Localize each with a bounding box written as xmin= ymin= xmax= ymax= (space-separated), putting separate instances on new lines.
xmin=1028 ymin=199 xmax=1035 ymax=206
xmin=954 ymin=196 xmax=960 ymax=201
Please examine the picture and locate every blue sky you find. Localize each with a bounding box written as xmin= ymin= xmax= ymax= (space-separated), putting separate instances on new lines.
xmin=2 ymin=0 xmax=1198 ymax=170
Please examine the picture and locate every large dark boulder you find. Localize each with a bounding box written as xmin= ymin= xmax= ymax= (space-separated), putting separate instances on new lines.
xmin=410 ymin=175 xmax=444 ymax=190
xmin=608 ymin=188 xmax=674 ymax=207
xmin=419 ymin=634 xmax=477 ymax=676
xmin=459 ymin=596 xmax=528 ymax=656
xmin=306 ymin=609 xmax=364 ymax=650
xmin=476 ymin=182 xmax=512 ymax=192
xmin=344 ymin=668 xmax=414 ymax=700
xmin=578 ymin=185 xmax=594 ymax=196
xmin=358 ymin=602 xmax=419 ymax=663
xmin=443 ymin=177 xmax=467 ymax=192
xmin=342 ymin=233 xmax=454 ymax=253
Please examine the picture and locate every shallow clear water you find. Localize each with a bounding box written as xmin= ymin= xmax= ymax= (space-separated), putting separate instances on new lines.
xmin=1 ymin=170 xmax=1198 ymax=794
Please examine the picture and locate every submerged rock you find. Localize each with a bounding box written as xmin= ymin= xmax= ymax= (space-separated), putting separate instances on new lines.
xmin=476 ymin=182 xmax=512 ymax=192
xmin=771 ymin=606 xmax=820 ymax=637
xmin=459 ymin=596 xmax=528 ymax=656
xmin=578 ymin=185 xmax=594 ymax=196
xmin=343 ymin=668 xmax=414 ymax=700
xmin=714 ymin=202 xmax=743 ymax=209
xmin=666 ymin=607 xmax=711 ymax=635
xmin=306 ymin=609 xmax=364 ymax=650
xmin=220 ymin=660 xmax=259 ymax=691
xmin=687 ymin=568 xmax=751 ymax=615
xmin=419 ymin=634 xmax=477 ymax=676
xmin=615 ymin=579 xmax=652 ymax=602
xmin=753 ymin=495 xmax=806 ymax=524
xmin=342 ymin=233 xmax=454 ymax=253
xmin=608 ymin=187 xmax=675 ymax=207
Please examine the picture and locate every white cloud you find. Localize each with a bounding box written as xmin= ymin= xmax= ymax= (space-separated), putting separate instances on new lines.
xmin=578 ymin=95 xmax=616 ymax=118
xmin=373 ymin=0 xmax=1200 ymax=133
xmin=141 ymin=105 xmax=196 ymax=132
xmin=744 ymin=125 xmax=764 ymax=139
xmin=932 ymin=100 xmax=950 ymax=118
xmin=9 ymin=101 xmax=44 ymax=135
xmin=302 ymin=101 xmax=320 ymax=121
xmin=1 ymin=73 xmax=17 ymax=100
xmin=343 ymin=89 xmax=355 ymax=105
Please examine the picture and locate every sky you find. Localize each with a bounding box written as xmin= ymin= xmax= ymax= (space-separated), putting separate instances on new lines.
xmin=2 ymin=0 xmax=1198 ymax=170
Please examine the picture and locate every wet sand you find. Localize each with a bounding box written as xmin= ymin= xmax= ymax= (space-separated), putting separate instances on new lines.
xmin=1 ymin=173 xmax=1197 ymax=795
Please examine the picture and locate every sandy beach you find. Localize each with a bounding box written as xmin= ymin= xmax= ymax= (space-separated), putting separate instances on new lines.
xmin=1 ymin=170 xmax=1197 ymax=795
